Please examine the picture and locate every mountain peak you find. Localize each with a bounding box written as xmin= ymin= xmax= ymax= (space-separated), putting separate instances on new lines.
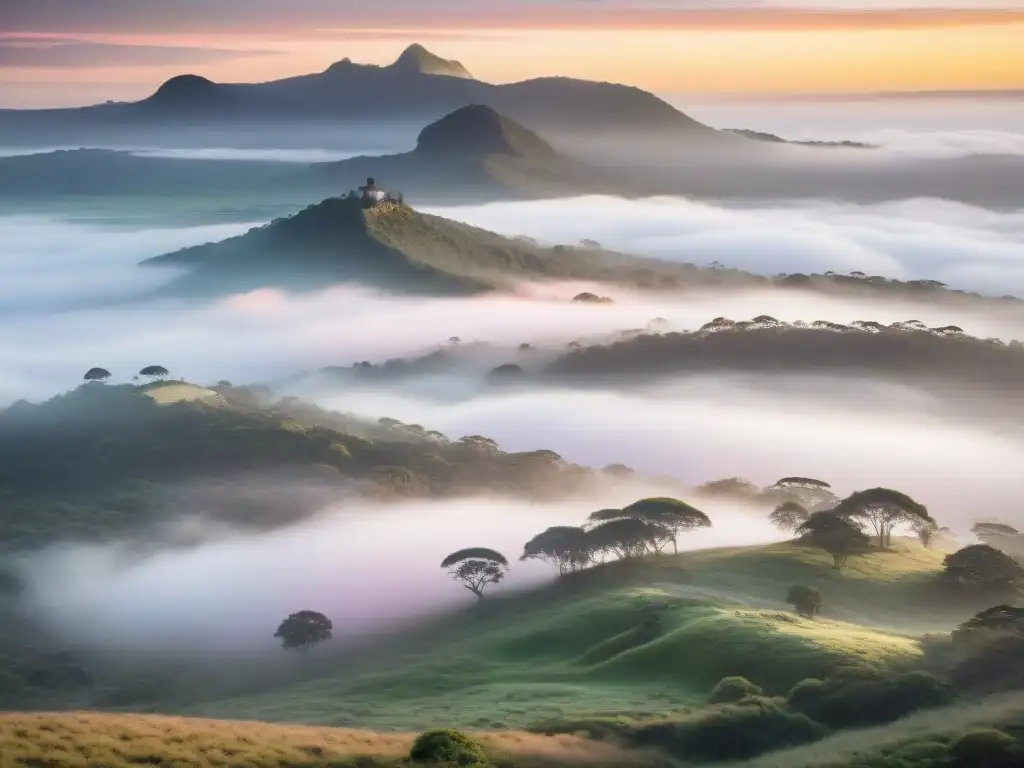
xmin=148 ymin=74 xmax=219 ymax=105
xmin=415 ymin=105 xmax=557 ymax=161
xmin=390 ymin=44 xmax=473 ymax=79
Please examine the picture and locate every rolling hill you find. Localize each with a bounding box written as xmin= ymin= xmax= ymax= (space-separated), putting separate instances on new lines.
xmin=0 ymin=44 xmax=732 ymax=154
xmin=304 ymin=105 xmax=619 ymax=202
xmin=139 ymin=194 xmax=714 ymax=297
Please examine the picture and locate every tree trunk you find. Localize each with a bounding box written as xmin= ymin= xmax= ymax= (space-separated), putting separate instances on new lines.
xmin=672 ymin=536 xmax=678 ymax=555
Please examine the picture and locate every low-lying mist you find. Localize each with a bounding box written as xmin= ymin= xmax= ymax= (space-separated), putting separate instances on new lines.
xmin=423 ymin=196 xmax=1024 ymax=297
xmin=17 ymin=494 xmax=780 ymax=655
xmin=310 ymin=375 xmax=1024 ymax=534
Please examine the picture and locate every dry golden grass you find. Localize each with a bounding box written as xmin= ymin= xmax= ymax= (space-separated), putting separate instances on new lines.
xmin=0 ymin=712 xmax=652 ymax=768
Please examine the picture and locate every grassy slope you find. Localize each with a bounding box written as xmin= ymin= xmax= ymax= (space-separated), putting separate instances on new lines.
xmin=139 ymin=381 xmax=223 ymax=405
xmin=0 ymin=712 xmax=648 ymax=768
xmin=175 ymin=542 xmax=945 ymax=731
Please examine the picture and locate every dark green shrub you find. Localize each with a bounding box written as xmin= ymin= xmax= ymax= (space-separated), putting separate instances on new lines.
xmin=708 ymin=676 xmax=764 ymax=705
xmin=633 ymin=696 xmax=825 ymax=762
xmin=409 ymin=729 xmax=488 ymax=765
xmin=949 ymin=729 xmax=1018 ymax=768
xmin=951 ymin=635 xmax=1024 ymax=694
xmin=786 ymin=585 xmax=821 ymax=618
xmin=787 ymin=669 xmax=954 ymax=728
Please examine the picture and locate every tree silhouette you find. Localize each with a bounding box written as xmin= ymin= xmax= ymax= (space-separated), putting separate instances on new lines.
xmin=597 ymin=497 xmax=712 ymax=554
xmin=941 ymin=545 xmax=1024 ymax=595
xmin=767 ymin=477 xmax=838 ymax=512
xmin=584 ymin=516 xmax=670 ymax=560
xmin=972 ymin=522 xmax=1024 ymax=561
xmin=797 ymin=511 xmax=872 ymax=571
xmin=274 ymin=610 xmax=332 ymax=650
xmin=521 ymin=526 xmax=590 ymax=574
xmin=913 ymin=518 xmax=940 ymax=548
xmin=441 ymin=547 xmax=508 ymax=600
xmin=834 ymin=488 xmax=932 ymax=549
xmin=83 ymin=367 xmax=111 ymax=383
xmin=786 ymin=585 xmax=821 ymax=618
xmin=770 ymin=501 xmax=810 ymax=533
xmin=139 ymin=365 xmax=170 ymax=381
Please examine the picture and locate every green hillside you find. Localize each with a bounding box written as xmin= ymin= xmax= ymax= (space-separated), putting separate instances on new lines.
xmin=172 ymin=542 xmax=949 ymax=731
xmin=141 ymin=196 xmax=711 ymax=298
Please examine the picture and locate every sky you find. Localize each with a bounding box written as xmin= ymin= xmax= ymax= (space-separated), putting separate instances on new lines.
xmin=1 ymin=0 xmax=1023 ymax=107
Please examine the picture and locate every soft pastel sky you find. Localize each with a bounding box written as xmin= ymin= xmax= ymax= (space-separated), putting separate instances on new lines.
xmin=1 ymin=0 xmax=1023 ymax=107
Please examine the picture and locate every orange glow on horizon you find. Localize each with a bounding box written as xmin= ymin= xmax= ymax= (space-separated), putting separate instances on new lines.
xmin=2 ymin=21 xmax=1023 ymax=106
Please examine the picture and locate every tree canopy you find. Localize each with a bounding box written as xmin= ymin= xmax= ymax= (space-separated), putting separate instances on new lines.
xmin=441 ymin=548 xmax=508 ymax=600
xmin=592 ymin=497 xmax=711 ymax=554
xmin=520 ymin=526 xmax=590 ymax=574
xmin=139 ymin=366 xmax=170 ymax=379
xmin=797 ymin=511 xmax=872 ymax=570
xmin=83 ymin=367 xmax=111 ymax=382
xmin=833 ymin=487 xmax=932 ymax=549
xmin=274 ymin=610 xmax=333 ymax=650
xmin=770 ymin=501 xmax=810 ymax=533
xmin=941 ymin=545 xmax=1024 ymax=595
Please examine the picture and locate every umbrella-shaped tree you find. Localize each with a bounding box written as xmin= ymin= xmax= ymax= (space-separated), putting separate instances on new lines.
xmin=589 ymin=498 xmax=711 ymax=554
xmin=83 ymin=367 xmax=111 ymax=383
xmin=834 ymin=488 xmax=932 ymax=550
xmin=441 ymin=547 xmax=508 ymax=600
xmin=521 ymin=526 xmax=590 ymax=575
xmin=139 ymin=365 xmax=170 ymax=381
xmin=766 ymin=477 xmax=839 ymax=512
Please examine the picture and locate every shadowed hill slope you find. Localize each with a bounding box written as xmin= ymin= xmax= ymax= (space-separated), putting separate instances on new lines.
xmin=140 ymin=195 xmax=713 ymax=297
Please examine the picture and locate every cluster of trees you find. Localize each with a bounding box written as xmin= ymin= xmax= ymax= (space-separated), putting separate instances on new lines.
xmin=520 ymin=497 xmax=712 ymax=576
xmin=83 ymin=366 xmax=170 ymax=383
xmin=546 ymin=316 xmax=1024 ymax=401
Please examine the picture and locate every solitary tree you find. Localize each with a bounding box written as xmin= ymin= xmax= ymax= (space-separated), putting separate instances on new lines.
xmin=441 ymin=548 xmax=508 ymax=600
xmin=274 ymin=610 xmax=333 ymax=650
xmin=797 ymin=511 xmax=872 ymax=571
xmin=770 ymin=501 xmax=811 ymax=533
xmin=834 ymin=488 xmax=932 ymax=549
xmin=913 ymin=518 xmax=940 ymax=548
xmin=786 ymin=585 xmax=822 ymax=618
xmin=521 ymin=526 xmax=590 ymax=575
xmin=941 ymin=545 xmax=1024 ymax=595
xmin=83 ymin=367 xmax=111 ymax=383
xmin=139 ymin=365 xmax=169 ymax=381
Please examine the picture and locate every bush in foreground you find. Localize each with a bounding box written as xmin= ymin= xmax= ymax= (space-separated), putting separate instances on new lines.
xmin=633 ymin=696 xmax=825 ymax=762
xmin=787 ymin=668 xmax=954 ymax=728
xmin=707 ymin=676 xmax=764 ymax=705
xmin=409 ymin=729 xmax=489 ymax=765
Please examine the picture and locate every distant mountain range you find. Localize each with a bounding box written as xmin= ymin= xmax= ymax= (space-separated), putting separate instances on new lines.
xmin=0 ymin=44 xmax=730 ymax=154
xmin=0 ymin=105 xmax=619 ymax=205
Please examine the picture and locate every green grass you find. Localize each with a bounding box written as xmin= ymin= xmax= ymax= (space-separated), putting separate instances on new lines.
xmin=176 ymin=543 xmax=939 ymax=731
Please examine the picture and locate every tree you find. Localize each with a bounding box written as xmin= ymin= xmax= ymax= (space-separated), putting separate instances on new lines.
xmin=441 ymin=548 xmax=508 ymax=600
xmin=139 ymin=365 xmax=169 ymax=381
xmin=83 ymin=367 xmax=111 ymax=383
xmin=913 ymin=517 xmax=940 ymax=548
xmin=274 ymin=610 xmax=332 ymax=650
xmin=972 ymin=522 xmax=1024 ymax=561
xmin=941 ymin=545 xmax=1024 ymax=595
xmin=953 ymin=605 xmax=1024 ymax=644
xmin=770 ymin=501 xmax=810 ymax=533
xmin=786 ymin=585 xmax=822 ymax=618
xmin=694 ymin=477 xmax=760 ymax=501
xmin=796 ymin=511 xmax=872 ymax=571
xmin=766 ymin=477 xmax=838 ymax=512
xmin=521 ymin=526 xmax=590 ymax=574
xmin=833 ymin=488 xmax=932 ymax=549
xmin=585 ymin=516 xmax=670 ymax=560
xmin=615 ymin=497 xmax=712 ymax=553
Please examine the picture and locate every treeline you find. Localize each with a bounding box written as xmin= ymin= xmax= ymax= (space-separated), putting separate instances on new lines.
xmin=544 ymin=315 xmax=1024 ymax=396
xmin=0 ymin=382 xmax=636 ymax=549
